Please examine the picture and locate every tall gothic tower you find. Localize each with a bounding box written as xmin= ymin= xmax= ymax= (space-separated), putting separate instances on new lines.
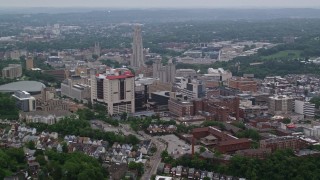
xmin=94 ymin=42 xmax=101 ymax=56
xmin=131 ymin=25 xmax=145 ymax=68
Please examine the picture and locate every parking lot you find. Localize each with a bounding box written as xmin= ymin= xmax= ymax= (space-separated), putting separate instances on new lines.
xmin=155 ymin=134 xmax=200 ymax=158
xmin=90 ymin=120 xmax=144 ymax=140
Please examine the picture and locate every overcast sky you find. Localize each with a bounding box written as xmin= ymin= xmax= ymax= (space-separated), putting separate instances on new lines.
xmin=1 ymin=0 xmax=320 ymax=8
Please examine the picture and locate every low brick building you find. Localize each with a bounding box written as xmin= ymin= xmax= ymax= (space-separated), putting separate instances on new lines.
xmin=236 ymin=148 xmax=272 ymax=159
xmin=192 ymin=126 xmax=251 ymax=153
xmin=260 ymin=136 xmax=307 ymax=152
xmin=228 ymin=77 xmax=257 ymax=92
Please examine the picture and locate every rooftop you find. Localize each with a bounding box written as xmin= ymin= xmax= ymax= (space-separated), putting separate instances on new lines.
xmin=96 ymin=68 xmax=134 ymax=80
xmin=0 ymin=81 xmax=46 ymax=93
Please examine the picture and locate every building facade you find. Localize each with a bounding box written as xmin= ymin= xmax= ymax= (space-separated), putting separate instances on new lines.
xmin=294 ymin=100 xmax=315 ymax=118
xmin=91 ymin=68 xmax=135 ymax=116
xmin=168 ymin=99 xmax=194 ymax=117
xmin=131 ymin=25 xmax=145 ymax=68
xmin=12 ymin=90 xmax=36 ymax=112
xmin=228 ymin=77 xmax=257 ymax=92
xmin=260 ymin=136 xmax=306 ymax=152
xmin=61 ymin=76 xmax=91 ymax=102
xmin=2 ymin=64 xmax=22 ymax=79
xmin=153 ymin=60 xmax=176 ymax=83
xmin=268 ymin=95 xmax=294 ymax=115
xmin=26 ymin=56 xmax=34 ymax=70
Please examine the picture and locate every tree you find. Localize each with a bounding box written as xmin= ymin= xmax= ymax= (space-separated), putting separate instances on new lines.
xmin=128 ymin=162 xmax=144 ymax=176
xmin=36 ymin=155 xmax=47 ymax=166
xmin=282 ymin=118 xmax=291 ymax=124
xmin=27 ymin=141 xmax=35 ymax=150
xmin=120 ymin=112 xmax=128 ymax=121
xmin=199 ymin=146 xmax=206 ymax=153
xmin=62 ymin=142 xmax=68 ymax=153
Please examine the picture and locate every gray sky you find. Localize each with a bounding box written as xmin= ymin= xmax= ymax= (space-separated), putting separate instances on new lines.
xmin=1 ymin=0 xmax=320 ymax=8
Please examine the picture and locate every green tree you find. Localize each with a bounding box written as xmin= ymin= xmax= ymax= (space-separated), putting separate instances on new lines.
xmin=27 ymin=141 xmax=35 ymax=150
xmin=199 ymin=146 xmax=206 ymax=153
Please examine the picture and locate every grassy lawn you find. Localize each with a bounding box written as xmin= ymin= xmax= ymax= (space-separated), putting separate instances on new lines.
xmin=261 ymin=50 xmax=302 ymax=60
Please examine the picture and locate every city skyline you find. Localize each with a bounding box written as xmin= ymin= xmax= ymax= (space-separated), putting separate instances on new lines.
xmin=1 ymin=0 xmax=320 ymax=8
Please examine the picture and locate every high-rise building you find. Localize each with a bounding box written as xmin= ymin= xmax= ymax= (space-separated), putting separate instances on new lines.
xmin=26 ymin=56 xmax=34 ymax=70
xmin=1 ymin=64 xmax=22 ymax=79
xmin=91 ymin=68 xmax=135 ymax=116
xmin=131 ymin=25 xmax=145 ymax=68
xmin=152 ymin=59 xmax=176 ymax=83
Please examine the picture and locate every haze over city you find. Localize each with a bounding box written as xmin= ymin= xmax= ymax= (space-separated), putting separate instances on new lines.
xmin=2 ymin=0 xmax=320 ymax=180
xmin=1 ymin=0 xmax=320 ymax=8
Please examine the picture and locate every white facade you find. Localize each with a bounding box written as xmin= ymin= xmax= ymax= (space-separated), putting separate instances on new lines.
xmin=91 ymin=68 xmax=135 ymax=115
xmin=206 ymin=68 xmax=232 ymax=82
xmin=294 ymin=100 xmax=315 ymax=118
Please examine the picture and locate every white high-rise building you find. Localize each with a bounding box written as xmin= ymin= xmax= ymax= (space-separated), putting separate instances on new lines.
xmin=131 ymin=25 xmax=145 ymax=68
xmin=91 ymin=68 xmax=135 ymax=116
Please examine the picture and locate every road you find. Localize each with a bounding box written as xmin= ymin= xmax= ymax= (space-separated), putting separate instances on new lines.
xmin=140 ymin=131 xmax=166 ymax=180
xmin=121 ymin=125 xmax=167 ymax=179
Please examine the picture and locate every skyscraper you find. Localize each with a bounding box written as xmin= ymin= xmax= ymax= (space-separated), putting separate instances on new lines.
xmin=131 ymin=25 xmax=145 ymax=68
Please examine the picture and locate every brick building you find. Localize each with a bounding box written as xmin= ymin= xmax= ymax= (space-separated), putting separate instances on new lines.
xmin=192 ymin=126 xmax=251 ymax=153
xmin=260 ymin=136 xmax=307 ymax=152
xmin=168 ymin=99 xmax=194 ymax=117
xmin=203 ymin=96 xmax=240 ymax=121
xmin=236 ymin=148 xmax=271 ymax=159
xmin=228 ymin=77 xmax=257 ymax=92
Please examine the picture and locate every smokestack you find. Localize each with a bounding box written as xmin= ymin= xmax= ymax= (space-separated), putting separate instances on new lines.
xmin=192 ymin=136 xmax=195 ymax=156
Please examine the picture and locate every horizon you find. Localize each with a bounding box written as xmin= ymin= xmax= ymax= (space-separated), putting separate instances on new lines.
xmin=0 ymin=0 xmax=320 ymax=9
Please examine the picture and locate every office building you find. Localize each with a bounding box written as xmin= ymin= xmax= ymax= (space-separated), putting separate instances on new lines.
xmin=91 ymin=68 xmax=135 ymax=116
xmin=131 ymin=25 xmax=145 ymax=68
xmin=294 ymin=100 xmax=315 ymax=118
xmin=12 ymin=90 xmax=36 ymax=112
xmin=2 ymin=64 xmax=22 ymax=79
xmin=268 ymin=95 xmax=294 ymax=115
xmin=26 ymin=56 xmax=34 ymax=70
xmin=175 ymin=77 xmax=205 ymax=99
xmin=168 ymin=99 xmax=194 ymax=117
xmin=61 ymin=76 xmax=91 ymax=102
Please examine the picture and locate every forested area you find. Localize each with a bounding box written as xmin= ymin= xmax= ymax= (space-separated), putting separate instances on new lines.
xmin=0 ymin=93 xmax=19 ymax=120
xmin=0 ymin=148 xmax=26 ymax=179
xmin=161 ymin=149 xmax=320 ymax=180
xmin=0 ymin=147 xmax=108 ymax=180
